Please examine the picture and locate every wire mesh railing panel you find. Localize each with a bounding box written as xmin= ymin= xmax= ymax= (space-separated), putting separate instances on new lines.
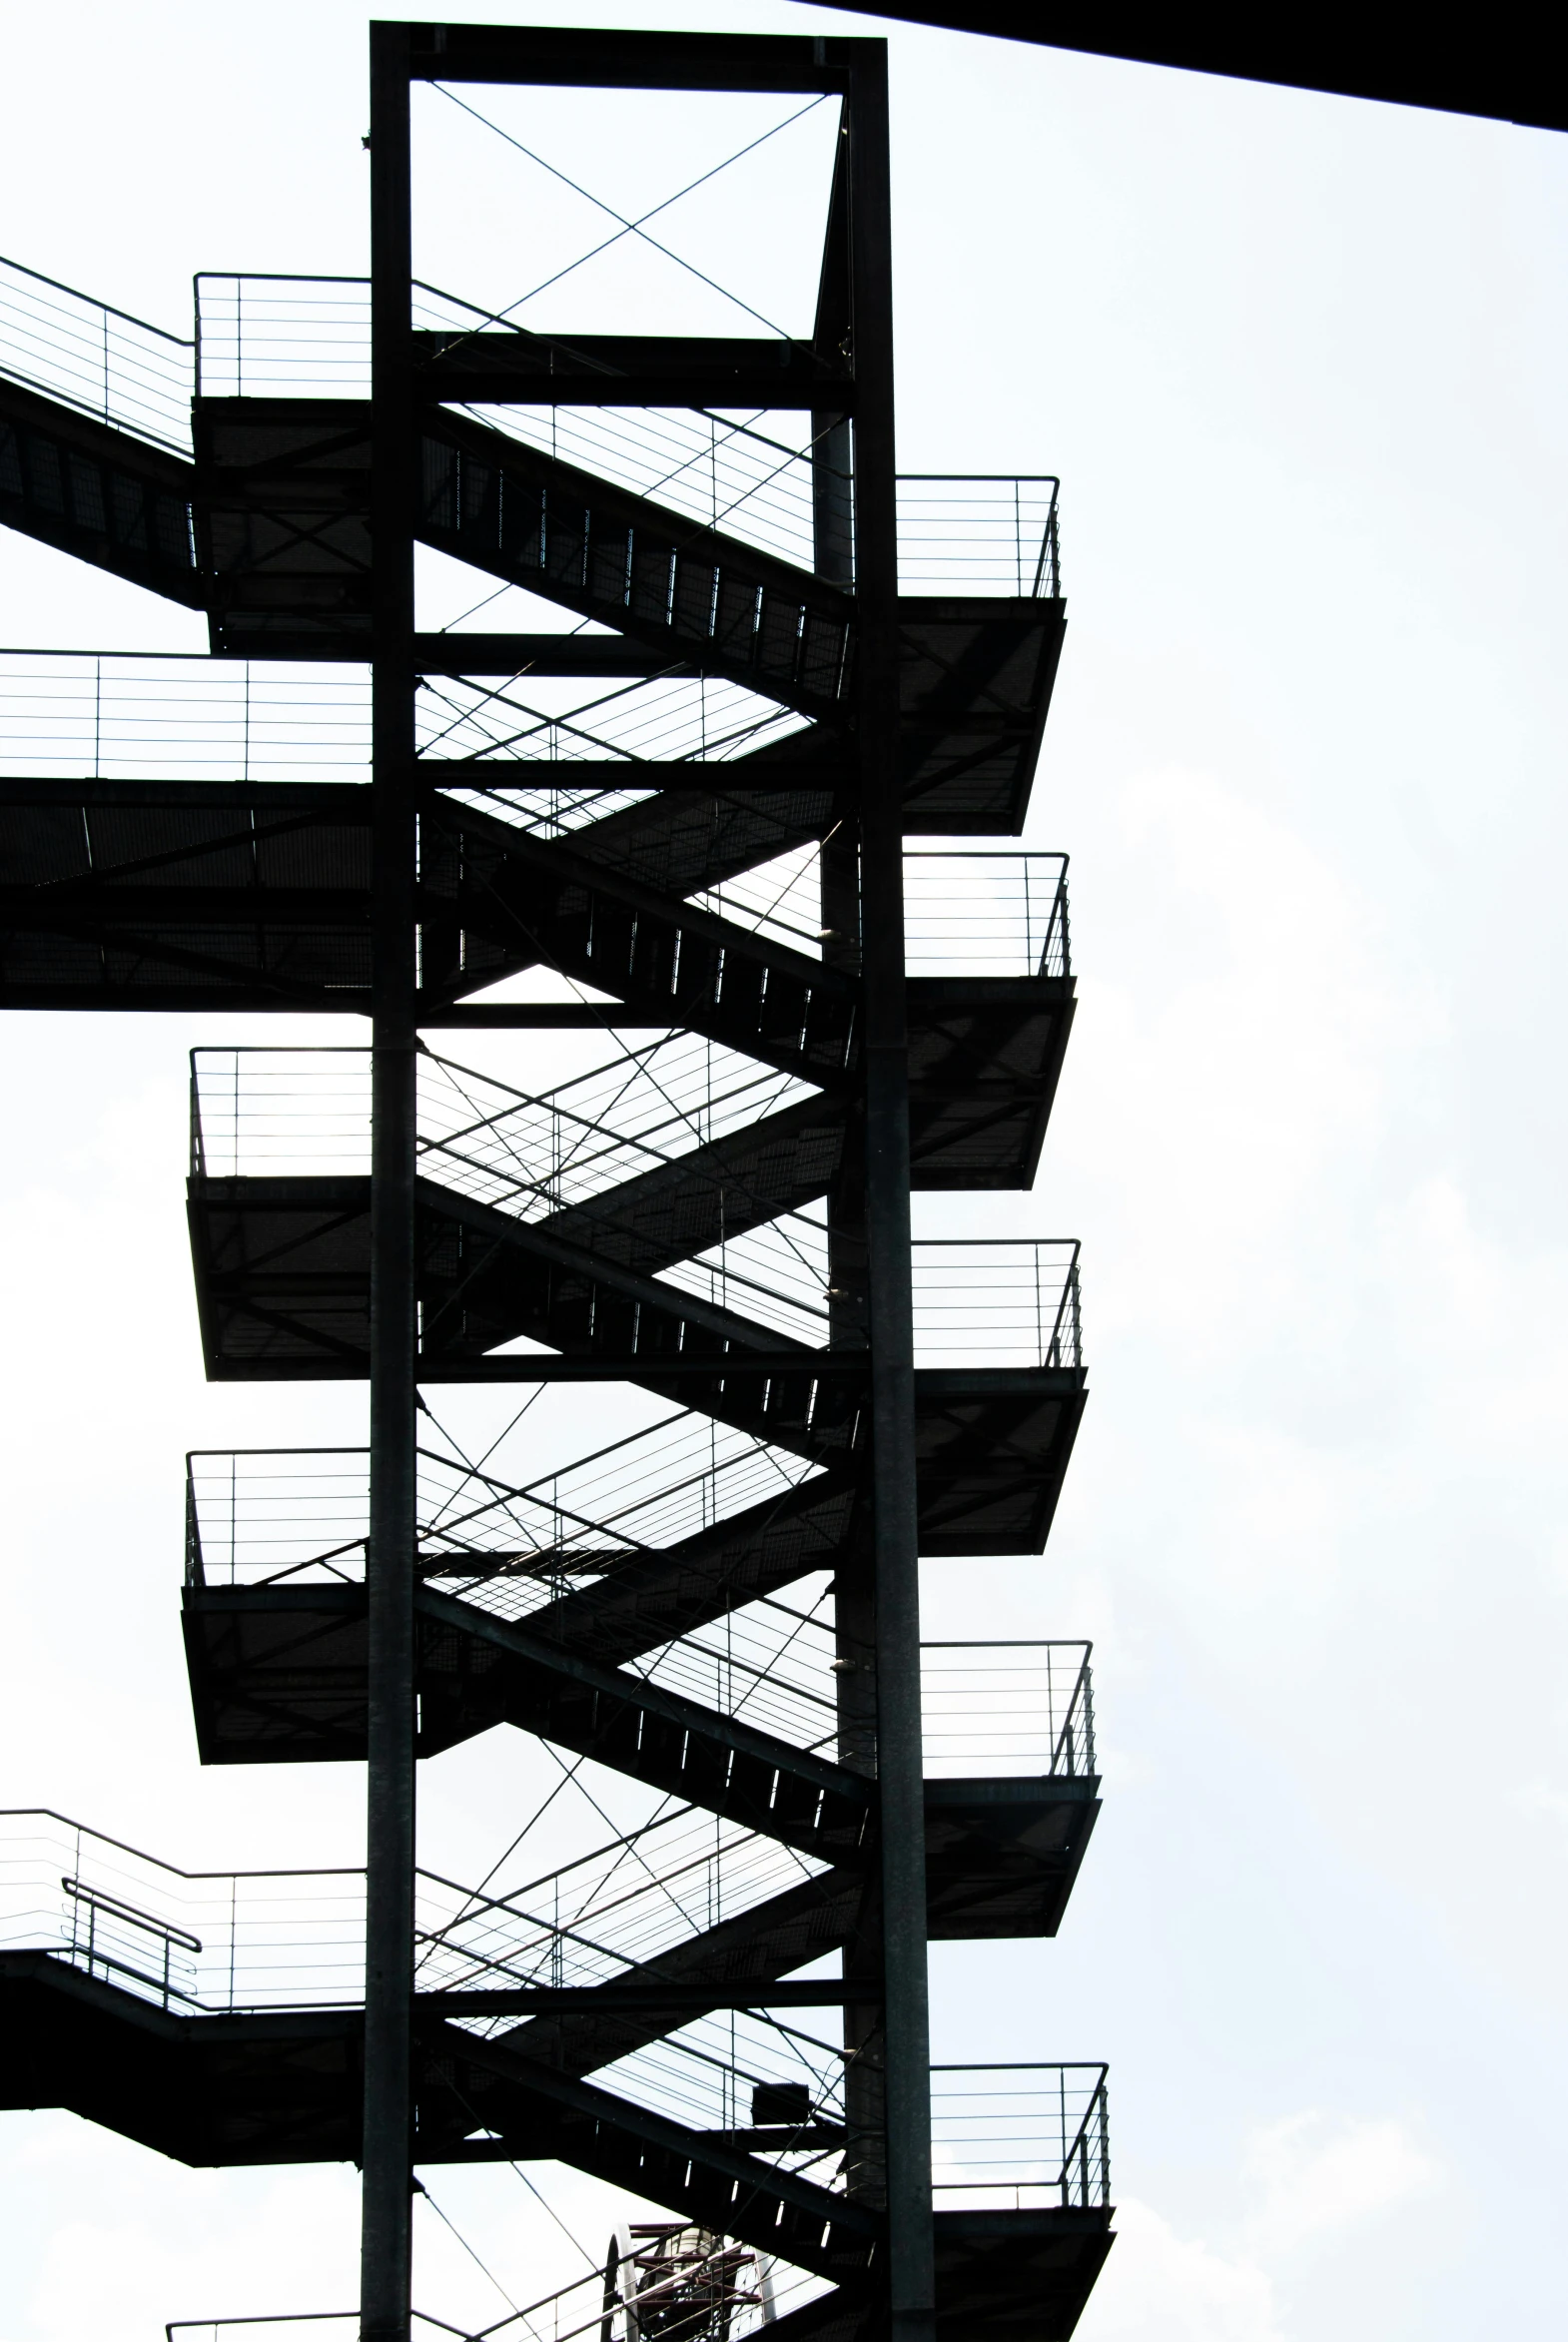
xmin=655 ymin=1209 xmax=832 ymax=1347
xmin=931 ymin=2064 xmax=1110 ymax=2211
xmin=688 ymin=846 xmax=1072 ymax=980
xmin=0 ymin=1808 xmax=841 ymax=2023
xmin=414 ymin=1812 xmax=826 ymax=1997
xmin=465 ymin=403 xmax=831 ymax=578
xmin=190 ymin=1049 xmax=373 ymax=1179
xmin=911 ymin=1239 xmax=1083 ymax=1370
xmin=0 ymin=1812 xmax=365 ymax=2012
xmin=0 ymin=655 xmax=371 ymax=782
xmin=594 ymin=2003 xmax=848 ymax=2170
xmin=426 ymin=1418 xmax=822 ymax=1615
xmin=903 ymin=852 xmax=1071 ymax=978
xmin=896 ymin=476 xmax=1061 ymax=597
xmin=196 ymin=276 xmax=374 ymax=399
xmin=187 ymin=1450 xmax=380 ymax=1588
xmin=418 ymin=1038 xmax=817 ymax=1222
xmin=0 ymin=253 xmax=193 ymax=451
xmin=188 ymin=1420 xmax=822 ymax=1597
xmin=0 ymin=658 xmax=813 ymax=786
xmin=919 ymin=1643 xmax=1094 ymax=1779
xmin=624 ymin=1577 xmax=840 ymax=1756
xmin=189 ymin=1040 xmax=818 ymax=1201
xmin=195 ymin=277 xmax=561 ymax=403
xmin=687 ymin=838 xmax=827 ymax=957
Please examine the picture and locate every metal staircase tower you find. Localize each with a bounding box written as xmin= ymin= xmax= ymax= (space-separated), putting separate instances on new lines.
xmin=0 ymin=22 xmax=1110 ymax=2342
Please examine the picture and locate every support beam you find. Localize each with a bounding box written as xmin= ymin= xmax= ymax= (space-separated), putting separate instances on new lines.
xmin=363 ymin=24 xmax=417 ymax=2342
xmin=847 ymin=45 xmax=937 ymax=2342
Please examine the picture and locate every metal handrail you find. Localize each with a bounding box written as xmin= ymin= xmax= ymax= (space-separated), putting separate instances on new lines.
xmin=0 ymin=251 xmax=193 ymax=451
xmin=896 ymin=472 xmax=1061 ymax=597
xmin=930 ymin=2060 xmax=1110 ymax=2210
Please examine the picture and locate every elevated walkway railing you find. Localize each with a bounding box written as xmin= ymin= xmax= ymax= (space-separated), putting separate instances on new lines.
xmin=932 ymin=2063 xmax=1110 ymax=2211
xmin=190 ymin=1015 xmax=1066 ymax=1201
xmin=661 ymin=1224 xmax=1083 ymax=1366
xmin=0 ymin=652 xmax=812 ymax=779
xmin=920 ymin=1643 xmax=1095 ymax=1779
xmin=193 ymin=275 xmax=1059 ymax=593
xmin=184 ymin=1433 xmax=1095 ymax=1771
xmin=697 ymin=843 xmax=1070 ymax=976
xmin=0 ymin=253 xmax=193 ymax=452
xmin=410 ymin=1808 xmax=825 ymax=1999
xmin=0 ymin=257 xmax=1062 ymax=592
xmin=0 ymin=1806 xmax=820 ymax=2014
xmin=0 ymin=652 xmax=369 ymax=783
xmin=186 ymin=1413 xmax=822 ymax=1596
xmin=189 ymin=1045 xmax=1088 ymax=1365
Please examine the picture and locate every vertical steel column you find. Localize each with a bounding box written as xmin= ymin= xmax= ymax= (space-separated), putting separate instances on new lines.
xmin=363 ymin=25 xmax=417 ymax=2342
xmin=847 ymin=51 xmax=937 ymax=2342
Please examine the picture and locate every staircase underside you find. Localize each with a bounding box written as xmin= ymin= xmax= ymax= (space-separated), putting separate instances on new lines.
xmin=180 ymin=1580 xmax=1099 ymax=1936
xmin=183 ymin=1171 xmax=1086 ymax=1550
xmin=0 ymin=1950 xmax=1109 ymax=2337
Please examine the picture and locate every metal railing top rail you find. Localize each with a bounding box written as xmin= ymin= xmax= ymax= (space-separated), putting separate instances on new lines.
xmin=186 ymin=1441 xmax=1096 ymax=1774
xmin=0 ymin=1806 xmax=354 ymax=1889
xmin=0 ymin=652 xmax=812 ymax=782
xmin=701 ymin=843 xmax=1070 ymax=978
xmin=193 ymin=277 xmax=1061 ymax=592
xmin=0 ymin=252 xmax=194 ymax=452
xmin=187 ymin=1036 xmax=818 ymax=1202
xmin=920 ymin=1640 xmax=1095 ymax=1779
xmin=185 ymin=1416 xmax=821 ymax=1595
xmin=931 ymin=2061 xmax=1111 ymax=2212
xmin=0 ymin=653 xmax=371 ymax=785
xmin=1 ymin=1806 xmax=825 ymax=2017
xmin=896 ymin=473 xmax=1061 ymax=599
xmin=910 ymin=1236 xmax=1084 ymax=1372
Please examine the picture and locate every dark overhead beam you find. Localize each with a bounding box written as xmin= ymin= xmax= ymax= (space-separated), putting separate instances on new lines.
xmin=412 ymin=332 xmax=852 ymax=408
xmin=413 ymin=633 xmax=664 ymax=677
xmin=794 ymin=7 xmax=1568 ymax=135
xmin=404 ymin=23 xmax=873 ymax=95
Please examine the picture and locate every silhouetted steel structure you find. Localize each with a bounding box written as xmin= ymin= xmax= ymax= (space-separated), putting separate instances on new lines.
xmin=0 ymin=22 xmax=1108 ymax=2342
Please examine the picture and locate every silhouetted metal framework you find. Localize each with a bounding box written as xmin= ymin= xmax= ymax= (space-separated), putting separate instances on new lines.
xmin=0 ymin=21 xmax=1110 ymax=2342
xmin=800 ymin=3 xmax=1568 ymax=135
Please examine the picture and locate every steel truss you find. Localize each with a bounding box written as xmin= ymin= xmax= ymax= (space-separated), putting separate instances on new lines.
xmin=0 ymin=23 xmax=1110 ymax=2342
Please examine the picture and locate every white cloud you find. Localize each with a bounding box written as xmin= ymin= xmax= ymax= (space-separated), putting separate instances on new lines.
xmin=1243 ymin=2111 xmax=1442 ymax=2257
xmin=1081 ymin=2113 xmax=1442 ymax=2340
xmin=1079 ymin=2195 xmax=1283 ymax=2342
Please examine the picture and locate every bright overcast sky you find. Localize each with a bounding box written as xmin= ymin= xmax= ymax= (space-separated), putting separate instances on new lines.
xmin=1 ymin=5 xmax=1566 ymax=2339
